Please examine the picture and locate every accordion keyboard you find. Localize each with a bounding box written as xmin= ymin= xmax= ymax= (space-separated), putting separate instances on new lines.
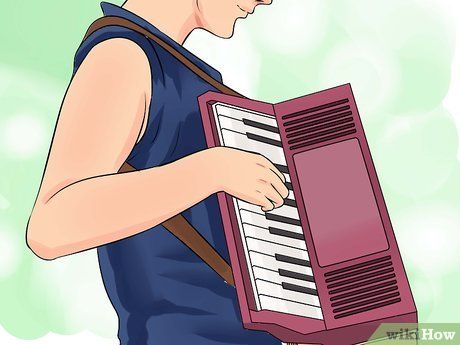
xmin=212 ymin=102 xmax=323 ymax=320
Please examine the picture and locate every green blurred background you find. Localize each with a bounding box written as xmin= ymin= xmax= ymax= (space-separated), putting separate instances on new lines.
xmin=0 ymin=0 xmax=459 ymax=343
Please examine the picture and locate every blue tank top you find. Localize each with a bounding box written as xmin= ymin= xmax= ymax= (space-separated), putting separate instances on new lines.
xmin=74 ymin=3 xmax=281 ymax=344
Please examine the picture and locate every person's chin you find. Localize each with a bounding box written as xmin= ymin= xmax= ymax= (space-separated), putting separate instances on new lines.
xmin=221 ymin=29 xmax=235 ymax=39
xmin=208 ymin=20 xmax=237 ymax=39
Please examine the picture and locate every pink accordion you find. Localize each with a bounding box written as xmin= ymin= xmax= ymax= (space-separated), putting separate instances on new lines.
xmin=198 ymin=84 xmax=417 ymax=345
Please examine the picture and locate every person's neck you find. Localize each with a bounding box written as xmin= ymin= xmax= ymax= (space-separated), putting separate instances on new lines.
xmin=122 ymin=0 xmax=201 ymax=45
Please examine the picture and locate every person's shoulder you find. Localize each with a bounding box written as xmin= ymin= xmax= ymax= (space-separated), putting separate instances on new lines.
xmin=75 ymin=37 xmax=151 ymax=89
xmin=89 ymin=37 xmax=149 ymax=66
xmin=74 ymin=25 xmax=159 ymax=78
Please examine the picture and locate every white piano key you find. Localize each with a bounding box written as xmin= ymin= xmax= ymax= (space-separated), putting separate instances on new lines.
xmin=250 ymin=251 xmax=313 ymax=276
xmin=243 ymin=224 xmax=307 ymax=250
xmin=240 ymin=210 xmax=303 ymax=234
xmin=237 ymin=200 xmax=265 ymax=214
xmin=259 ymin=295 xmax=323 ymax=319
xmin=269 ymin=205 xmax=300 ymax=220
xmin=221 ymin=129 xmax=286 ymax=166
xmin=253 ymin=266 xmax=316 ymax=290
xmin=284 ymin=173 xmax=291 ymax=183
xmin=256 ymin=279 xmax=320 ymax=307
xmin=229 ymin=199 xmax=262 ymax=310
xmin=246 ymin=237 xmax=309 ymax=261
xmin=217 ymin=115 xmax=281 ymax=142
xmin=215 ymin=103 xmax=278 ymax=127
xmin=238 ymin=201 xmax=300 ymax=222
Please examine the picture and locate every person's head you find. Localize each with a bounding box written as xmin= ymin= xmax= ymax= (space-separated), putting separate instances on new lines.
xmin=195 ymin=0 xmax=272 ymax=38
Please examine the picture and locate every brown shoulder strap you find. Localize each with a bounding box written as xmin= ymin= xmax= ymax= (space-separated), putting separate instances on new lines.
xmin=83 ymin=16 xmax=242 ymax=98
xmin=84 ymin=16 xmax=237 ymax=287
xmin=118 ymin=162 xmax=234 ymax=287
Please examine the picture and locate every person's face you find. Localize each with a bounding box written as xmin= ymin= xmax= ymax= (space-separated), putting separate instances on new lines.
xmin=196 ymin=0 xmax=272 ymax=38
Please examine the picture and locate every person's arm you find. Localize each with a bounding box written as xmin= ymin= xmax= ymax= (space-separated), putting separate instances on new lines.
xmin=26 ymin=38 xmax=288 ymax=261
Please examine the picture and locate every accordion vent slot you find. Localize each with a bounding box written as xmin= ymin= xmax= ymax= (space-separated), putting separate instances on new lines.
xmin=281 ymin=98 xmax=357 ymax=150
xmin=324 ymin=256 xmax=401 ymax=319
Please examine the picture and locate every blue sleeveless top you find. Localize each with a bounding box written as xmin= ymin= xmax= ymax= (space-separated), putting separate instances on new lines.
xmin=74 ymin=3 xmax=280 ymax=344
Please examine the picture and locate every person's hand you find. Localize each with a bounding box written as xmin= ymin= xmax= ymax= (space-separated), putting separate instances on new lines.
xmin=207 ymin=147 xmax=289 ymax=212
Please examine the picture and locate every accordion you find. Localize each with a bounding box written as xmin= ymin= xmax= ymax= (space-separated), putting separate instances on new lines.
xmin=198 ymin=84 xmax=417 ymax=344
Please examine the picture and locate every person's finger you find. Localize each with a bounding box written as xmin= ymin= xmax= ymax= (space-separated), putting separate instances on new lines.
xmin=258 ymin=180 xmax=284 ymax=208
xmin=261 ymin=200 xmax=275 ymax=212
xmin=269 ymin=173 xmax=289 ymax=200
xmin=261 ymin=169 xmax=289 ymax=200
xmin=255 ymin=190 xmax=275 ymax=212
xmin=257 ymin=155 xmax=286 ymax=183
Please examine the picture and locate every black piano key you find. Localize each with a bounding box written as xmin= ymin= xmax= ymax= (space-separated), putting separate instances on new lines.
xmin=285 ymin=182 xmax=293 ymax=190
xmin=269 ymin=227 xmax=305 ymax=240
xmin=284 ymin=198 xmax=297 ymax=208
xmin=282 ymin=282 xmax=318 ymax=296
xmin=275 ymin=253 xmax=311 ymax=267
xmin=266 ymin=213 xmax=301 ymax=227
xmin=246 ymin=132 xmax=283 ymax=147
xmin=243 ymin=118 xmax=280 ymax=134
xmin=279 ymin=269 xmax=315 ymax=283
xmin=274 ymin=164 xmax=289 ymax=174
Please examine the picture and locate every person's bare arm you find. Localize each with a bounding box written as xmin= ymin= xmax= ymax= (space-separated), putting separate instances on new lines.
xmin=26 ymin=38 xmax=288 ymax=261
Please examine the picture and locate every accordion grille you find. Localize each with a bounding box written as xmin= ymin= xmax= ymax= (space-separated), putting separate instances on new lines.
xmin=325 ymin=256 xmax=401 ymax=319
xmin=281 ymin=98 xmax=357 ymax=150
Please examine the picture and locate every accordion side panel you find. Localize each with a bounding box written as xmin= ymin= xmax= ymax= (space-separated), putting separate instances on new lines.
xmin=293 ymin=138 xmax=389 ymax=267
xmin=274 ymin=84 xmax=417 ymax=335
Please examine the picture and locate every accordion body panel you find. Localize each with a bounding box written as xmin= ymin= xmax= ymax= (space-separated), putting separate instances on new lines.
xmin=198 ymin=84 xmax=417 ymax=345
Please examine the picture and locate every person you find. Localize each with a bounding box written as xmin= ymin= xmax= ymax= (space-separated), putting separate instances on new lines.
xmin=26 ymin=0 xmax=295 ymax=344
